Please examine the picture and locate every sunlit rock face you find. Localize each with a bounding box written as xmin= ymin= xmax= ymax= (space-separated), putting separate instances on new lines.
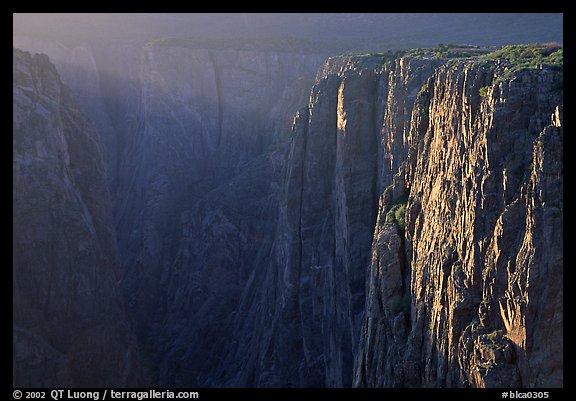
xmin=354 ymin=60 xmax=563 ymax=388
xmin=13 ymin=48 xmax=144 ymax=387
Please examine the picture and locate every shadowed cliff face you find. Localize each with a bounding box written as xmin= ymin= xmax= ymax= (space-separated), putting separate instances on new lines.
xmin=12 ymin=37 xmax=326 ymax=386
xmin=115 ymin=45 xmax=326 ymax=386
xmin=354 ymin=61 xmax=563 ymax=388
xmin=12 ymin=48 xmax=144 ymax=387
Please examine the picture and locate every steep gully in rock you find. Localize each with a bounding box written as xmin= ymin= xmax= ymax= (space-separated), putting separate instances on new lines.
xmin=13 ymin=39 xmax=563 ymax=388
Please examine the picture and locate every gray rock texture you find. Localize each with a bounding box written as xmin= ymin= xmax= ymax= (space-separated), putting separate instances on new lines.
xmin=13 ymin=48 xmax=145 ymax=387
xmin=117 ymin=45 xmax=325 ymax=386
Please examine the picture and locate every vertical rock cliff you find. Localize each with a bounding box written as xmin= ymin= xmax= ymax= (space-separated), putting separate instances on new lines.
xmin=222 ymin=48 xmax=562 ymax=388
xmin=354 ymin=58 xmax=563 ymax=387
xmin=13 ymin=48 xmax=144 ymax=387
xmin=115 ymin=44 xmax=326 ymax=386
xmin=213 ymin=54 xmax=446 ymax=387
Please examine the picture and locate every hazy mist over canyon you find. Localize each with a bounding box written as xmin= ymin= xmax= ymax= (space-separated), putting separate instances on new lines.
xmin=13 ymin=13 xmax=563 ymax=391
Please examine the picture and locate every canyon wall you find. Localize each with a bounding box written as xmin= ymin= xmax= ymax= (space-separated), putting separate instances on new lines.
xmin=213 ymin=55 xmax=446 ymax=387
xmin=13 ymin=48 xmax=144 ymax=387
xmin=12 ymin=37 xmax=326 ymax=386
xmin=354 ymin=60 xmax=563 ymax=388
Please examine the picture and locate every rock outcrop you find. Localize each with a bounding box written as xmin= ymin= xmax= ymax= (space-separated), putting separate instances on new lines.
xmin=354 ymin=59 xmax=563 ymax=387
xmin=13 ymin=48 xmax=144 ymax=387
